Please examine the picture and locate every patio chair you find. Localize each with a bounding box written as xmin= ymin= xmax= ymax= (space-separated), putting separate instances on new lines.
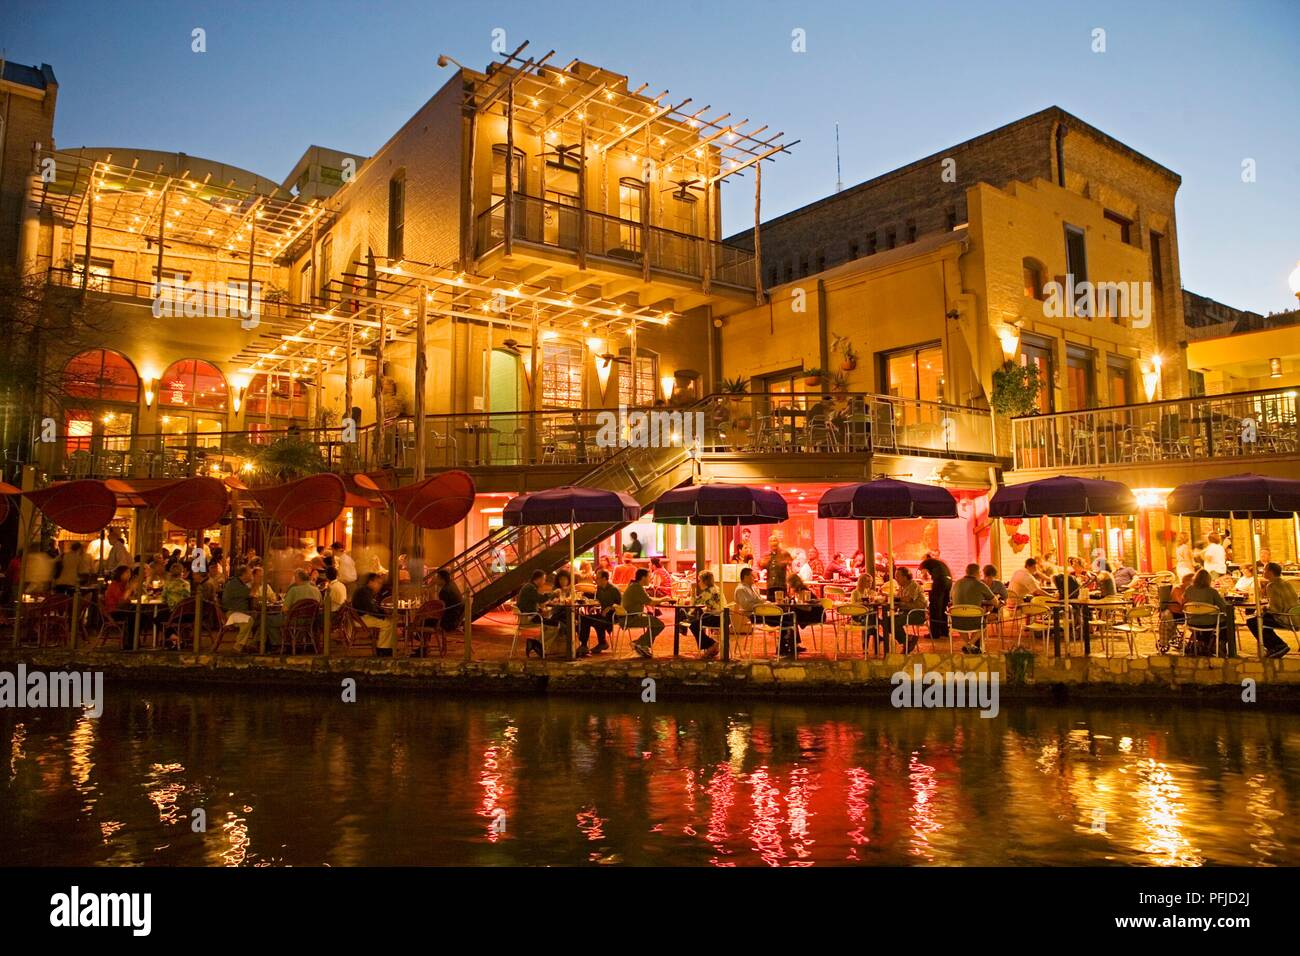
xmin=835 ymin=602 xmax=877 ymax=658
xmin=508 ymin=603 xmax=545 ymax=659
xmin=281 ymin=600 xmax=321 ymax=655
xmin=611 ymin=604 xmax=654 ymax=657
xmin=726 ymin=605 xmax=754 ymax=655
xmin=1017 ymin=601 xmax=1053 ymax=652
xmin=903 ymin=607 xmax=930 ymax=650
xmin=1182 ymin=602 xmax=1224 ymax=657
xmin=407 ymin=599 xmax=448 ymax=657
xmin=1106 ymin=604 xmax=1154 ymax=658
xmin=805 ymin=415 xmax=840 ymax=453
xmin=948 ymin=604 xmax=985 ymax=655
xmin=750 ymin=602 xmax=794 ymax=658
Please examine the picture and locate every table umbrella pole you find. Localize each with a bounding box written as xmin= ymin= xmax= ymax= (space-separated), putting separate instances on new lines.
xmin=888 ymin=520 xmax=896 ymax=656
xmin=12 ymin=509 xmax=32 ymax=648
xmin=718 ymin=523 xmax=728 ymax=662
xmin=1060 ymin=517 xmax=1070 ymax=654
xmin=132 ymin=575 xmax=143 ymax=650
xmin=1249 ymin=512 xmax=1262 ymax=661
xmin=193 ymin=530 xmax=202 ymax=652
xmin=569 ymin=527 xmax=576 ymax=660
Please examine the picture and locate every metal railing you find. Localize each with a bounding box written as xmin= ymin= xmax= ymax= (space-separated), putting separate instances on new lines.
xmin=474 ymin=194 xmax=756 ymax=290
xmin=1011 ymin=386 xmax=1299 ymax=470
xmin=35 ymin=391 xmax=997 ymax=480
xmin=47 ymin=266 xmax=294 ymax=320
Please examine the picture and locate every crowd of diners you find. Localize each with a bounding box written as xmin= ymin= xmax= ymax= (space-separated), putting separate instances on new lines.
xmin=507 ymin=527 xmax=1299 ymax=661
xmin=1 ymin=534 xmax=465 ymax=657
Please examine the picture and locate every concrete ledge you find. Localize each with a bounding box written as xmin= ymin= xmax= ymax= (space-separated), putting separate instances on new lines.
xmin=1 ymin=648 xmax=1296 ymax=705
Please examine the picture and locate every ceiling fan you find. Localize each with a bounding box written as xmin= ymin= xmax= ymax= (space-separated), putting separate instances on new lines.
xmin=542 ymin=142 xmax=584 ymax=170
xmin=663 ymin=178 xmax=705 ymax=202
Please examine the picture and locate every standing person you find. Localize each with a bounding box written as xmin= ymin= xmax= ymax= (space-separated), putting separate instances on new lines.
xmin=54 ymin=542 xmax=87 ymax=594
xmin=107 ymin=533 xmax=131 ymax=573
xmin=352 ymin=572 xmax=397 ymax=657
xmin=763 ymin=541 xmax=791 ymax=601
xmin=1202 ymin=532 xmax=1228 ymax=577
xmin=576 ymin=569 xmax=620 ymax=656
xmin=918 ymin=554 xmax=952 ymax=642
xmin=331 ymin=542 xmax=358 ymax=597
xmin=622 ymin=531 xmax=644 ymax=559
xmin=622 ymin=568 xmax=667 ymax=658
xmin=322 ymin=566 xmax=347 ymax=613
xmin=1174 ymin=532 xmax=1194 ymax=579
xmin=1249 ymin=562 xmax=1298 ymax=659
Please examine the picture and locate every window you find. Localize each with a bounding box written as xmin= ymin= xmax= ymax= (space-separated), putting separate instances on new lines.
xmin=946 ymin=206 xmax=957 ymax=231
xmin=159 ymin=359 xmax=227 ymax=412
xmin=867 ymin=232 xmax=877 ymax=255
xmin=1019 ymin=333 xmax=1054 ymax=413
xmin=618 ymin=348 xmax=658 ymax=406
xmin=617 ymin=177 xmax=645 ymax=252
xmin=784 ymin=260 xmax=793 ymax=282
xmin=541 ymin=341 xmax=583 ymax=408
xmin=799 ymin=256 xmax=808 ymax=277
xmin=1022 ymin=258 xmax=1045 ymax=300
xmin=63 ymin=349 xmax=139 ymax=404
xmin=72 ymin=257 xmax=113 ymax=291
xmin=882 ymin=343 xmax=945 ymax=405
xmin=1149 ymin=230 xmax=1164 ymax=289
xmin=849 ymin=241 xmax=859 ymax=260
xmin=150 ymin=264 xmax=191 ymax=284
xmin=906 ymin=219 xmax=917 ymax=243
xmin=885 ymin=228 xmax=896 ymax=250
xmin=1106 ymin=355 xmax=1133 ymax=405
xmin=490 ymin=146 xmax=526 ymax=245
xmin=1103 ymin=210 xmax=1132 ymax=244
xmin=1188 ymin=369 xmax=1206 ymax=397
xmin=768 ymin=266 xmax=778 ymax=287
xmin=298 ymin=261 xmax=314 ymax=305
xmin=319 ymin=234 xmax=333 ymax=302
xmin=387 ymin=172 xmax=405 ymax=260
xmin=1064 ymin=224 xmax=1089 ymax=318
xmin=1064 ymin=345 xmax=1096 ymax=411
xmin=246 ymin=372 xmax=309 ymax=420
xmin=815 ymin=250 xmax=825 ymax=273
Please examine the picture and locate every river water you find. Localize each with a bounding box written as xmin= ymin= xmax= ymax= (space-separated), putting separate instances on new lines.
xmin=1 ymin=688 xmax=1295 ymax=866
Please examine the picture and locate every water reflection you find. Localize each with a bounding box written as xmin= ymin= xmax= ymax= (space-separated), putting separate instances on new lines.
xmin=3 ymin=691 xmax=1300 ymax=866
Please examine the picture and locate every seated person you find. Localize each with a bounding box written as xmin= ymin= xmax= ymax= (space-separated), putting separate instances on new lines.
xmin=1094 ymin=568 xmax=1117 ymax=598
xmin=1008 ymin=559 xmax=1046 ymax=602
xmin=432 ymin=568 xmax=464 ymax=631
xmin=1233 ymin=566 xmax=1258 ymax=595
xmin=161 ymin=565 xmax=191 ymax=609
xmin=733 ymin=566 xmax=763 ymax=618
xmin=890 ymin=567 xmax=927 ymax=651
xmin=825 ymin=552 xmax=850 ymax=580
xmin=805 ymin=547 xmax=826 ymax=580
xmin=680 ymin=570 xmax=722 ymax=660
xmin=1113 ymin=564 xmax=1139 ymax=590
xmin=1248 ymin=562 xmax=1297 ymax=659
xmin=981 ymin=565 xmax=1009 ymax=603
xmin=284 ymin=569 xmax=321 ymax=611
xmin=953 ymin=563 xmax=996 ymax=653
xmin=322 ymin=566 xmax=347 ymax=613
xmin=352 ymin=572 xmax=397 ymax=657
xmin=1182 ymin=569 xmax=1234 ymax=657
xmin=514 ymin=569 xmax=560 ymax=658
xmin=577 ymin=569 xmax=620 ymax=656
xmin=647 ymin=557 xmax=673 ymax=596
xmin=622 ymin=568 xmax=668 ymax=659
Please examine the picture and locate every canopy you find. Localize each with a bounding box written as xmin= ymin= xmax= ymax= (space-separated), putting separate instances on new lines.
xmin=23 ymin=479 xmax=119 ymax=534
xmin=339 ymin=473 xmax=386 ymax=510
xmin=502 ymin=486 xmax=641 ymax=526
xmin=1166 ymin=473 xmax=1300 ymax=519
xmin=246 ymin=473 xmax=348 ymax=529
xmin=356 ymin=470 xmax=476 ymax=529
xmin=0 ymin=481 xmax=19 ymax=525
xmin=817 ymin=477 xmax=957 ymax=519
xmin=652 ymin=484 xmax=788 ymax=525
xmin=105 ymin=477 xmax=230 ymax=529
xmin=990 ymin=475 xmax=1136 ymax=517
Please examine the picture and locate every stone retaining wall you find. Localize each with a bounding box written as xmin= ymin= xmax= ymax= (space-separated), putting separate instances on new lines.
xmin=4 ymin=649 xmax=1299 ymax=704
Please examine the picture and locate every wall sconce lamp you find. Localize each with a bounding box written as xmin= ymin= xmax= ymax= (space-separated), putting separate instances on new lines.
xmin=660 ymin=374 xmax=676 ymax=402
xmin=1142 ymin=355 xmax=1162 ymax=402
xmin=143 ymin=377 xmax=155 ymax=409
xmin=997 ymin=324 xmax=1021 ymax=364
xmin=230 ymin=373 xmax=250 ymax=414
xmin=587 ymin=338 xmax=612 ymax=398
xmin=1270 ymin=357 xmax=1282 ymax=379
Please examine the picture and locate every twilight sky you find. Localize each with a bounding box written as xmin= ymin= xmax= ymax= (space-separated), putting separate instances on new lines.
xmin=5 ymin=0 xmax=1298 ymax=312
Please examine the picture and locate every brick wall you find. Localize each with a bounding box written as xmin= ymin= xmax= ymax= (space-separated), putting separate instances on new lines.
xmin=0 ymin=67 xmax=58 ymax=269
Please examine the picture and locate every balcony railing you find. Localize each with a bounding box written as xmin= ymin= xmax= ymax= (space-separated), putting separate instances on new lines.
xmin=34 ymin=392 xmax=996 ymax=480
xmin=1011 ymin=387 xmax=1299 ymax=471
xmin=474 ymin=194 xmax=756 ymax=290
xmin=47 ymin=266 xmax=293 ymax=321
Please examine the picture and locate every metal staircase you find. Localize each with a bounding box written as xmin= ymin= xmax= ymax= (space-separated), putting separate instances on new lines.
xmin=447 ymin=397 xmax=725 ymax=620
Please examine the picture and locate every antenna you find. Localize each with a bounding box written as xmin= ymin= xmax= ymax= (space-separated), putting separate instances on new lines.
xmin=835 ymin=122 xmax=843 ymax=193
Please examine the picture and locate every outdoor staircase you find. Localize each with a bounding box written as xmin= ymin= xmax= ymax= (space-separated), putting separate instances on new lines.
xmin=446 ymin=398 xmax=723 ymax=620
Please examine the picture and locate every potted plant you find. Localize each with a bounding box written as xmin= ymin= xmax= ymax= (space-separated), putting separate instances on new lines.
xmin=720 ymin=376 xmax=751 ymax=430
xmin=828 ymin=371 xmax=850 ymax=394
xmin=802 ymin=366 xmax=827 ymax=388
xmin=831 ymin=333 xmax=858 ymax=371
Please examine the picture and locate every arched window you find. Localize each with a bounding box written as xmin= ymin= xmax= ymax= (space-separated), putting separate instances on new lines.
xmin=246 ymin=372 xmax=309 ymax=420
xmin=618 ymin=347 xmax=659 ymax=406
xmin=63 ymin=349 xmax=139 ymax=404
xmin=1022 ymin=257 xmax=1047 ymax=300
xmin=159 ymin=359 xmax=228 ymax=411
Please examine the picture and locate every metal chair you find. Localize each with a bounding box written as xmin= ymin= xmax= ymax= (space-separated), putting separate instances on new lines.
xmin=611 ymin=604 xmax=653 ymax=657
xmin=1106 ymin=604 xmax=1154 ymax=658
xmin=948 ymin=604 xmax=985 ymax=655
xmin=750 ymin=602 xmax=794 ymax=658
xmin=508 ymin=603 xmax=545 ymax=659
xmin=1183 ymin=602 xmax=1224 ymax=656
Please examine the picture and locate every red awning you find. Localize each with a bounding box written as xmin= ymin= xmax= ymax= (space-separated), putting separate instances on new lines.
xmin=357 ymin=470 xmax=476 ymax=530
xmin=0 ymin=481 xmax=20 ymax=525
xmin=246 ymin=473 xmax=348 ymax=529
xmin=340 ymin=473 xmax=386 ymax=509
xmin=23 ymin=480 xmax=120 ymax=534
xmin=130 ymin=477 xmax=230 ymax=529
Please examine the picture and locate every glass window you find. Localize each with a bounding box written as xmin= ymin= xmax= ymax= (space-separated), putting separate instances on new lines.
xmin=883 ymin=344 xmax=945 ymax=404
xmin=1065 ymin=345 xmax=1096 ymax=411
xmin=72 ymin=257 xmax=113 ymax=291
xmin=159 ymin=359 xmax=228 ymax=411
xmin=541 ymin=341 xmax=583 ymax=408
xmin=388 ymin=172 xmax=405 ymax=260
xmin=1022 ymin=258 xmax=1045 ymax=300
xmin=246 ymin=373 xmax=309 ymax=420
xmin=1064 ymin=224 xmax=1089 ymax=316
xmin=618 ymin=177 xmax=644 ymax=251
xmin=618 ymin=349 xmax=658 ymax=406
xmin=1019 ymin=333 xmax=1054 ymax=414
xmin=298 ymin=261 xmax=313 ymax=304
xmin=63 ymin=349 xmax=139 ymax=403
xmin=319 ymin=234 xmax=333 ymax=302
xmin=1106 ymin=355 xmax=1133 ymax=406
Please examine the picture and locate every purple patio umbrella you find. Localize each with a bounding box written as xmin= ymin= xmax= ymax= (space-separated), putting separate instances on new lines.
xmin=652 ymin=483 xmax=789 ymax=660
xmin=989 ymin=476 xmax=1137 ymax=651
xmin=1166 ymin=473 xmax=1300 ymax=660
xmin=818 ymin=478 xmax=958 ymax=653
xmin=502 ymin=486 xmax=642 ymax=657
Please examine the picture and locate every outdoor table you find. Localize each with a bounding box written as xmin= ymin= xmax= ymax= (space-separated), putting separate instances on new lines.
xmin=772 ymin=406 xmax=811 ymax=450
xmin=455 ymin=425 xmax=499 ymax=466
xmin=126 ymin=597 xmax=165 ymax=648
xmin=671 ymin=602 xmax=708 ymax=657
xmin=553 ymin=422 xmax=603 ymax=463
